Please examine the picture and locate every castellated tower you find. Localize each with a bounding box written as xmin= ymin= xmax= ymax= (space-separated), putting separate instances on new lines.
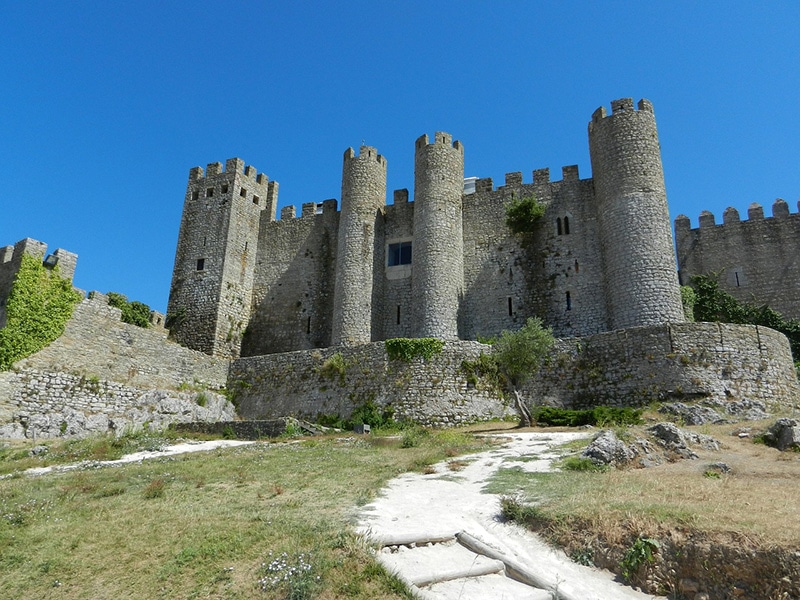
xmin=411 ymin=132 xmax=464 ymax=339
xmin=331 ymin=146 xmax=387 ymax=345
xmin=588 ymin=98 xmax=685 ymax=329
xmin=167 ymin=158 xmax=278 ymax=358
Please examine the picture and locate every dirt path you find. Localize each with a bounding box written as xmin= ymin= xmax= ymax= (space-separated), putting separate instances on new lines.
xmin=357 ymin=431 xmax=664 ymax=600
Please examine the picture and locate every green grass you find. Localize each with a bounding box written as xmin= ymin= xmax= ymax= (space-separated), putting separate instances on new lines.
xmin=0 ymin=429 xmax=488 ymax=599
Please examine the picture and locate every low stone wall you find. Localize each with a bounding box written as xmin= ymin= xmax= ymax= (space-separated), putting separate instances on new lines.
xmin=230 ymin=341 xmax=513 ymax=427
xmin=0 ymin=368 xmax=235 ymax=439
xmin=524 ymin=322 xmax=799 ymax=410
xmin=16 ymin=295 xmax=228 ymax=390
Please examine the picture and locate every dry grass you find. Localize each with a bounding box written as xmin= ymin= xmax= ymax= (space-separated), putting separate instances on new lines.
xmin=487 ymin=421 xmax=800 ymax=547
xmin=0 ymin=430 xmax=490 ymax=599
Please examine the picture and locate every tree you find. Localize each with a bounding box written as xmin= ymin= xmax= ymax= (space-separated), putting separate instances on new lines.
xmin=492 ymin=317 xmax=555 ymax=427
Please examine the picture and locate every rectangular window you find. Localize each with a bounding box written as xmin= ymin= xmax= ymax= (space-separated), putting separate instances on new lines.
xmin=221 ymin=184 xmax=229 ymax=194
xmin=206 ymin=188 xmax=214 ymax=197
xmin=240 ymin=187 xmax=247 ymax=198
xmin=253 ymin=195 xmax=260 ymax=206
xmin=396 ymin=305 xmax=401 ymax=325
xmin=191 ymin=191 xmax=199 ymax=201
xmin=196 ymin=258 xmax=205 ymax=271
xmin=388 ymin=241 xmax=412 ymax=266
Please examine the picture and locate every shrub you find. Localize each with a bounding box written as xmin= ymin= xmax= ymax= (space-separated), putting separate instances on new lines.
xmin=107 ymin=292 xmax=151 ymax=328
xmin=385 ymin=337 xmax=444 ymax=362
xmin=505 ymin=194 xmax=546 ymax=235
xmin=319 ymin=352 xmax=347 ymax=383
xmin=620 ymin=537 xmax=660 ymax=583
xmin=532 ymin=406 xmax=641 ymax=427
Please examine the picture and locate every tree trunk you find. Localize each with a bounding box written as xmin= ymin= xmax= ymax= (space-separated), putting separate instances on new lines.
xmin=513 ymin=389 xmax=532 ymax=428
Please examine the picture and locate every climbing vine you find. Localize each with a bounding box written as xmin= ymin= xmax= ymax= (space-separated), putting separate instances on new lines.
xmin=0 ymin=254 xmax=83 ymax=370
xmin=385 ymin=337 xmax=444 ymax=362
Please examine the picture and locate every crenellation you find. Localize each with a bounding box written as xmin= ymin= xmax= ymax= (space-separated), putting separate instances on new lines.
xmin=475 ymin=177 xmax=493 ymax=192
xmin=393 ymin=188 xmax=409 ymax=203
xmin=281 ymin=205 xmax=296 ymax=219
xmin=561 ymin=165 xmax=579 ymax=181
xmin=748 ymin=203 xmax=764 ymax=219
xmin=206 ymin=162 xmax=222 ymax=176
xmin=301 ymin=202 xmax=316 ymax=217
xmin=533 ymin=168 xmax=550 ymax=184
xmin=227 ymin=158 xmax=244 ymax=173
xmin=723 ymin=207 xmax=740 ymax=224
xmin=504 ymin=172 xmax=523 ymax=186
xmin=322 ymin=199 xmax=338 ymax=214
xmin=773 ymin=198 xmax=789 ymax=217
xmin=611 ymin=97 xmax=635 ymax=113
xmin=699 ymin=210 xmax=716 ymax=228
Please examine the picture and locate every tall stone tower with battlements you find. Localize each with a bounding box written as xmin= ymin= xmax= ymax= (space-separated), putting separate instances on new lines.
xmin=411 ymin=132 xmax=465 ymax=340
xmin=167 ymin=158 xmax=278 ymax=358
xmin=589 ymin=98 xmax=685 ymax=329
xmin=332 ymin=146 xmax=387 ymax=346
xmin=168 ymin=98 xmax=687 ymax=359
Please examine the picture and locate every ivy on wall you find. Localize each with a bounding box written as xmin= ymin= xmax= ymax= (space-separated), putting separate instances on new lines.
xmin=107 ymin=292 xmax=151 ymax=328
xmin=0 ymin=254 xmax=83 ymax=370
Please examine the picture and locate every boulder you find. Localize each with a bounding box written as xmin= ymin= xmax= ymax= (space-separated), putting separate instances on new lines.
xmin=763 ymin=418 xmax=800 ymax=451
xmin=581 ymin=430 xmax=634 ymax=466
xmin=647 ymin=422 xmax=720 ymax=459
xmin=659 ymin=402 xmax=724 ymax=425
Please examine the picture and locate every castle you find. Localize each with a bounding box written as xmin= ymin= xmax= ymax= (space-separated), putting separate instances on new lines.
xmin=167 ymin=98 xmax=686 ymax=359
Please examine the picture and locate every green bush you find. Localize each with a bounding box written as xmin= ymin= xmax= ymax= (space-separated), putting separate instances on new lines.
xmin=532 ymin=406 xmax=641 ymax=427
xmin=620 ymin=537 xmax=660 ymax=583
xmin=505 ymin=194 xmax=546 ymax=235
xmin=385 ymin=338 xmax=444 ymax=362
xmin=0 ymin=254 xmax=83 ymax=370
xmin=107 ymin=292 xmax=151 ymax=328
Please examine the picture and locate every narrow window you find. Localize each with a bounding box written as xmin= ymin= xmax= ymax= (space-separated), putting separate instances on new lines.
xmin=507 ymin=297 xmax=513 ymax=316
xmin=221 ymin=184 xmax=229 ymax=194
xmin=735 ymin=271 xmax=740 ymax=287
xmin=253 ymin=195 xmax=260 ymax=205
xmin=244 ymin=241 xmax=248 ymax=252
xmin=306 ymin=316 xmax=311 ymax=334
xmin=196 ymin=258 xmax=205 ymax=271
xmin=564 ymin=216 xmax=570 ymax=234
xmin=574 ymin=260 xmax=579 ymax=273
xmin=203 ymin=236 xmax=206 ymax=247
xmin=396 ymin=305 xmax=401 ymax=325
xmin=191 ymin=190 xmax=199 ymax=201
xmin=557 ymin=218 xmax=562 ymax=235
xmin=566 ymin=291 xmax=572 ymax=311
xmin=206 ymin=188 xmax=214 ymax=197
xmin=240 ymin=187 xmax=247 ymax=198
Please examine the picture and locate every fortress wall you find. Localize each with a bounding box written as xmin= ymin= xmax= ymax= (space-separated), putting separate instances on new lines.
xmin=0 ymin=293 xmax=233 ymax=439
xmin=380 ymin=195 xmax=415 ymax=339
xmin=242 ymin=205 xmax=340 ymax=355
xmin=676 ymin=202 xmax=800 ymax=319
xmin=524 ymin=322 xmax=799 ymax=409
xmin=461 ymin=170 xmax=607 ymax=340
xmin=230 ymin=341 xmax=513 ymax=428
xmin=14 ymin=294 xmax=228 ymax=389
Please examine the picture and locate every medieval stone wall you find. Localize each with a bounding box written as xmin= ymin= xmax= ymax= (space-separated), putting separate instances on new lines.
xmin=524 ymin=322 xmax=799 ymax=409
xmin=230 ymin=341 xmax=513 ymax=427
xmin=379 ymin=191 xmax=415 ymax=339
xmin=675 ymin=200 xmax=800 ymax=319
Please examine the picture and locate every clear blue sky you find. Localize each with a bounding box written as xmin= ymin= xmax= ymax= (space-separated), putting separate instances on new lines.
xmin=2 ymin=1 xmax=798 ymax=312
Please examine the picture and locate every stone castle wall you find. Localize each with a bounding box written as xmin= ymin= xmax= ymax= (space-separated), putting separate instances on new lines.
xmin=524 ymin=322 xmax=799 ymax=409
xmin=675 ymin=200 xmax=800 ymax=319
xmin=230 ymin=341 xmax=513 ymax=428
xmin=0 ymin=293 xmax=232 ymax=439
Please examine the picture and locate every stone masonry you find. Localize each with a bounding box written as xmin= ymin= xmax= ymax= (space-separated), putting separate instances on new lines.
xmin=167 ymin=99 xmax=688 ymax=359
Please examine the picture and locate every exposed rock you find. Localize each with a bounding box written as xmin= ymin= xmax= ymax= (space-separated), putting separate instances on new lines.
xmin=762 ymin=418 xmax=800 ymax=451
xmin=707 ymin=398 xmax=769 ymax=421
xmin=29 ymin=444 xmax=48 ymax=456
xmin=0 ymin=422 xmax=26 ymax=439
xmin=647 ymin=422 xmax=720 ymax=459
xmin=581 ymin=429 xmax=633 ymax=466
xmin=706 ymin=462 xmax=731 ymax=474
xmin=659 ymin=402 xmax=725 ymax=425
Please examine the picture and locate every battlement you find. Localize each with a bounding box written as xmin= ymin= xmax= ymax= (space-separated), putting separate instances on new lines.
xmin=188 ymin=158 xmax=269 ymax=185
xmin=415 ymin=132 xmax=464 ymax=154
xmin=343 ymin=145 xmax=387 ymax=167
xmin=393 ymin=189 xmax=409 ymax=204
xmin=471 ymin=165 xmax=585 ymax=193
xmin=675 ymin=199 xmax=800 ymax=230
xmin=590 ymin=98 xmax=654 ymax=123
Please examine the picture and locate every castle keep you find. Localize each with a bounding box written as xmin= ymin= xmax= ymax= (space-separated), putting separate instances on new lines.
xmin=168 ymin=98 xmax=686 ymax=358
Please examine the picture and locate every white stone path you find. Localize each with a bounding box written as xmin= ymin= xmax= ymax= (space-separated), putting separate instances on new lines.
xmin=357 ymin=431 xmax=664 ymax=600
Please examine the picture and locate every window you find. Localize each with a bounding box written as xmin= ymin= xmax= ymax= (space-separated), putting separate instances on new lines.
xmin=564 ymin=216 xmax=570 ymax=234
xmin=253 ymin=195 xmax=260 ymax=206
xmin=191 ymin=191 xmax=199 ymax=201
xmin=196 ymin=258 xmax=205 ymax=271
xmin=221 ymin=184 xmax=229 ymax=194
xmin=206 ymin=188 xmax=214 ymax=197
xmin=507 ymin=297 xmax=513 ymax=316
xmin=396 ymin=305 xmax=401 ymax=325
xmin=240 ymin=188 xmax=247 ymax=198
xmin=388 ymin=241 xmax=412 ymax=266
xmin=566 ymin=291 xmax=572 ymax=311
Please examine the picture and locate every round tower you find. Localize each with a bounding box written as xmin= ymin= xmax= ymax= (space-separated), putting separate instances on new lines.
xmin=411 ymin=132 xmax=464 ymax=339
xmin=331 ymin=146 xmax=387 ymax=345
xmin=588 ymin=98 xmax=685 ymax=329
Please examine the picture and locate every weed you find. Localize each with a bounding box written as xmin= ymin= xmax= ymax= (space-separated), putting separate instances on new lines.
xmin=257 ymin=551 xmax=319 ymax=599
xmin=143 ymin=478 xmax=166 ymax=499
xmin=620 ymin=537 xmax=660 ymax=583
xmin=559 ymin=456 xmax=607 ymax=473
